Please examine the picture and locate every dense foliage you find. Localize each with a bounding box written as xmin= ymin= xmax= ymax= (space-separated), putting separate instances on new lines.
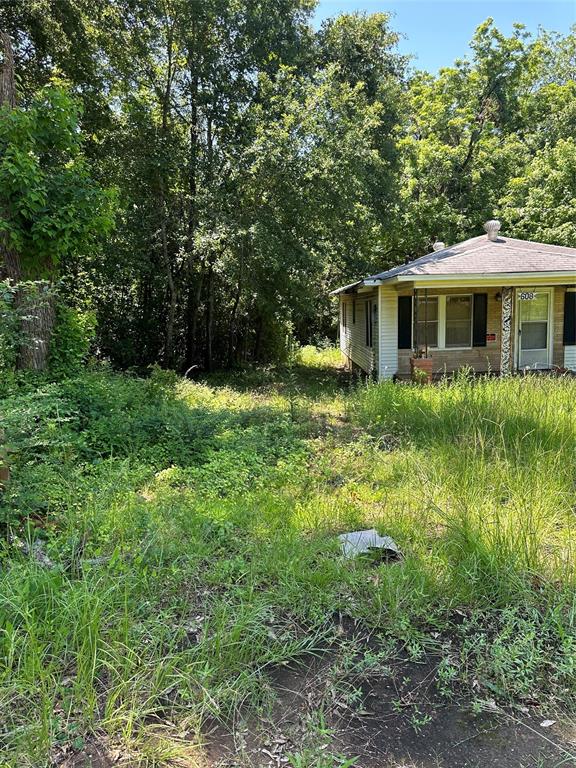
xmin=0 ymin=79 xmax=114 ymax=370
xmin=0 ymin=84 xmax=115 ymax=280
xmin=1 ymin=4 xmax=574 ymax=371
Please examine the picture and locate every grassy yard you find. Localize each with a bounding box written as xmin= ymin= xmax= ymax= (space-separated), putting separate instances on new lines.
xmin=1 ymin=350 xmax=576 ymax=766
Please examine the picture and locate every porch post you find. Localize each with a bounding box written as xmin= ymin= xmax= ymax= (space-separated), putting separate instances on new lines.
xmin=424 ymin=287 xmax=429 ymax=358
xmin=500 ymin=286 xmax=513 ymax=375
xmin=413 ymin=288 xmax=418 ymax=355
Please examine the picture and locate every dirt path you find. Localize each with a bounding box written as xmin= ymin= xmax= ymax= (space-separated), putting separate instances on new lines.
xmin=206 ymin=635 xmax=576 ymax=768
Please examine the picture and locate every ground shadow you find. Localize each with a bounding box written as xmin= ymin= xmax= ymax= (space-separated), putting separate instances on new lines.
xmin=199 ymin=361 xmax=356 ymax=399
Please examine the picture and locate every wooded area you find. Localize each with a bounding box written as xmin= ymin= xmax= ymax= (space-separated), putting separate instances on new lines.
xmin=0 ymin=2 xmax=575 ymax=373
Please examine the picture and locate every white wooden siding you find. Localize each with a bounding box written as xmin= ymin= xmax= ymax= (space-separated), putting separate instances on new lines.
xmin=339 ymin=292 xmax=378 ymax=374
xmin=378 ymin=287 xmax=398 ymax=379
xmin=565 ymin=347 xmax=576 ymax=370
xmin=339 ymin=280 xmax=573 ymax=378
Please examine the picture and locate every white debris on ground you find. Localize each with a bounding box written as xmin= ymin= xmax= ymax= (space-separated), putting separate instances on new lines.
xmin=338 ymin=528 xmax=402 ymax=560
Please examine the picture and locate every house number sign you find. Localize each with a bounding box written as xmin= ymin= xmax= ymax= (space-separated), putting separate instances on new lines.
xmin=519 ymin=291 xmax=536 ymax=301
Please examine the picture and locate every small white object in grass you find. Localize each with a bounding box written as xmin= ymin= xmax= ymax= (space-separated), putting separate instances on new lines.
xmin=338 ymin=528 xmax=401 ymax=559
xmin=540 ymin=719 xmax=556 ymax=728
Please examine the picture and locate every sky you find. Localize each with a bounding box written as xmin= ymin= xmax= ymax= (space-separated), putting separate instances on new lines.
xmin=314 ymin=1 xmax=576 ymax=72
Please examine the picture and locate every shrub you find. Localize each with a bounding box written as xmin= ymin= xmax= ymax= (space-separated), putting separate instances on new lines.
xmin=0 ymin=281 xmax=19 ymax=372
xmin=48 ymin=304 xmax=96 ymax=379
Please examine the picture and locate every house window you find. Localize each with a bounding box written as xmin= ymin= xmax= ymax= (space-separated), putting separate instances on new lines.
xmin=365 ymin=300 xmax=373 ymax=347
xmin=341 ymin=302 xmax=347 ymax=329
xmin=352 ymin=299 xmax=356 ymax=324
xmin=445 ymin=295 xmax=472 ymax=348
xmin=416 ymin=296 xmax=438 ymax=348
xmin=413 ymin=294 xmax=473 ymax=350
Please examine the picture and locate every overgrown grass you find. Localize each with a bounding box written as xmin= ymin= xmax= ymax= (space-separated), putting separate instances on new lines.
xmin=0 ymin=353 xmax=575 ymax=765
xmin=352 ymin=372 xmax=576 ymax=599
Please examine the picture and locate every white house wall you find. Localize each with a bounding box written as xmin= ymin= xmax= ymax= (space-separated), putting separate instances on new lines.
xmin=565 ymin=347 xmax=576 ymax=370
xmin=339 ymin=291 xmax=378 ymax=375
xmin=341 ymin=283 xmax=574 ymax=378
xmin=378 ymin=286 xmax=398 ymax=379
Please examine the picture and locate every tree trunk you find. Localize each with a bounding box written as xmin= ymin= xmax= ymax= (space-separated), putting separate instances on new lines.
xmin=227 ymin=237 xmax=245 ymax=368
xmin=0 ymin=31 xmax=15 ymax=108
xmin=1 ymin=31 xmax=55 ymax=370
xmin=184 ymin=28 xmax=200 ymax=366
xmin=163 ymin=217 xmax=177 ymax=367
xmin=203 ymin=115 xmax=215 ymax=372
xmin=160 ymin=20 xmax=178 ymax=367
xmin=204 ymin=262 xmax=214 ymax=372
xmin=185 ymin=268 xmax=203 ymax=367
xmin=0 ymin=242 xmax=21 ymax=281
xmin=227 ymin=283 xmax=241 ymax=368
xmin=17 ymin=283 xmax=55 ymax=371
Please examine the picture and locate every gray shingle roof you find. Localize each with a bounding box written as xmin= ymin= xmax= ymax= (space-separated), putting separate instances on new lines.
xmin=331 ymin=234 xmax=576 ymax=294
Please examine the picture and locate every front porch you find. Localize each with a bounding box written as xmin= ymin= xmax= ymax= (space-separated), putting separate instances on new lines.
xmin=392 ymin=285 xmax=572 ymax=379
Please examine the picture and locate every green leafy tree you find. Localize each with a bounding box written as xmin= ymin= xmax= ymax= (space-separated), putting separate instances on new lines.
xmin=0 ymin=80 xmax=115 ymax=368
xmin=397 ymin=20 xmax=533 ymax=254
xmin=236 ymin=60 xmax=404 ymax=349
xmin=500 ymin=138 xmax=576 ymax=246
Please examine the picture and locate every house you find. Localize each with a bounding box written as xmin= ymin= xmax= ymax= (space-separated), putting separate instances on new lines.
xmin=331 ymin=220 xmax=576 ymax=379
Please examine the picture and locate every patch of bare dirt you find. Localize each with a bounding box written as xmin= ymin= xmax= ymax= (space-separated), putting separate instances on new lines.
xmin=332 ymin=657 xmax=576 ymax=767
xmin=57 ymin=735 xmax=120 ymax=768
xmin=205 ymin=630 xmax=576 ymax=768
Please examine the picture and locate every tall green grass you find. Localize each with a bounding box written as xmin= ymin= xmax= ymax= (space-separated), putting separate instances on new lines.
xmin=0 ymin=357 xmax=575 ymax=764
xmin=352 ymin=373 xmax=576 ymax=594
xmin=349 ymin=373 xmax=576 ymax=705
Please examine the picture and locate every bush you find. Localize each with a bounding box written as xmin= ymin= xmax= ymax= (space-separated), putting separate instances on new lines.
xmin=48 ymin=304 xmax=96 ymax=378
xmin=0 ymin=281 xmax=19 ymax=372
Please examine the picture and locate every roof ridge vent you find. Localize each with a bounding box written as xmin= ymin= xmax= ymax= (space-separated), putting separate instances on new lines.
xmin=484 ymin=219 xmax=501 ymax=241
xmin=432 ymin=241 xmax=445 ymax=252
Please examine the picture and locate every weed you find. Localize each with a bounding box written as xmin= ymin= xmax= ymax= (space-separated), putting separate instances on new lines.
xmin=288 ymin=709 xmax=358 ymax=768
